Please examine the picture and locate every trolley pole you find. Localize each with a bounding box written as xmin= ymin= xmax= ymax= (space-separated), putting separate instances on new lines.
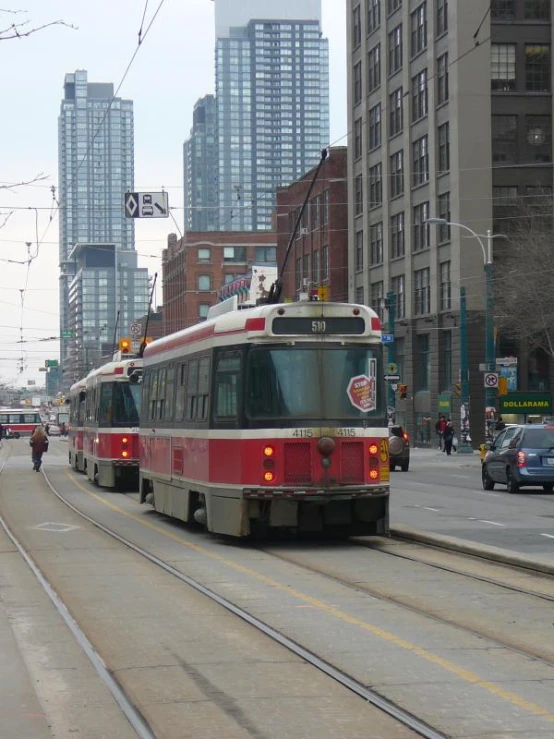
xmin=386 ymin=290 xmax=396 ymax=424
xmin=458 ymin=286 xmax=472 ymax=453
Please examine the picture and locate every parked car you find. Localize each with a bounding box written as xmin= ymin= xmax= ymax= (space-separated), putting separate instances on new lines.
xmin=47 ymin=423 xmax=61 ymax=436
xmin=389 ymin=424 xmax=410 ymax=471
xmin=482 ymin=424 xmax=554 ymax=494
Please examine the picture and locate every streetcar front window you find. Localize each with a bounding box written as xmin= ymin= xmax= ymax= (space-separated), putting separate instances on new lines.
xmin=99 ymin=382 xmax=141 ymax=427
xmin=246 ymin=346 xmax=385 ymax=421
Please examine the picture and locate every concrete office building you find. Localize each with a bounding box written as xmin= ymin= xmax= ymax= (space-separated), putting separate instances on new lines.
xmin=347 ymin=0 xmax=552 ymax=444
xmin=58 ymin=70 xmax=145 ymax=383
xmin=213 ymin=0 xmax=330 ymax=231
xmin=183 ymin=95 xmax=218 ymax=232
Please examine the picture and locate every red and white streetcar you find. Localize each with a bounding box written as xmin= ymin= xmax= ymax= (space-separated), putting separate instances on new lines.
xmin=0 ymin=408 xmax=42 ymax=438
xmin=139 ymin=299 xmax=390 ymax=538
xmin=68 ymin=379 xmax=87 ymax=471
xmin=82 ymin=357 xmax=142 ymax=488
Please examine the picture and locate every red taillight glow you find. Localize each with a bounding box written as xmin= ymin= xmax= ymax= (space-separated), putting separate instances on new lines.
xmin=264 ymin=471 xmax=275 ymax=482
xmin=263 ymin=445 xmax=275 ymax=457
xmin=369 ymin=444 xmax=378 ymax=455
xmin=122 ymin=437 xmax=129 ymax=444
xmin=369 ymin=469 xmax=379 ymax=480
xmin=517 ymin=452 xmax=526 ymax=468
xmin=371 ymin=316 xmax=381 ymax=331
xmin=403 ymin=432 xmax=409 ymax=442
xmin=121 ymin=450 xmax=129 ymax=458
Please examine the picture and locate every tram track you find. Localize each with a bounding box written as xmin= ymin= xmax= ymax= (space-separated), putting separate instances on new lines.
xmin=38 ymin=464 xmax=447 ymax=739
xmin=0 ymin=446 xmax=157 ymax=739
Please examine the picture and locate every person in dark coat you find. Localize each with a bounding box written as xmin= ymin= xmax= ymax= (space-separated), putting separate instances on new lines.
xmin=442 ymin=420 xmax=455 ymax=456
xmin=30 ymin=426 xmax=49 ymax=471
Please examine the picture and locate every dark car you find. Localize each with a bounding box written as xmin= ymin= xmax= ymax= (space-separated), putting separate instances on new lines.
xmin=389 ymin=425 xmax=410 ymax=471
xmin=482 ymin=424 xmax=554 ymax=494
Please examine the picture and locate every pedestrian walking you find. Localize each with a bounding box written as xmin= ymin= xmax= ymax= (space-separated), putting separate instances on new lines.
xmin=443 ymin=420 xmax=455 ymax=456
xmin=29 ymin=426 xmax=49 ymax=471
xmin=435 ymin=415 xmax=446 ymax=450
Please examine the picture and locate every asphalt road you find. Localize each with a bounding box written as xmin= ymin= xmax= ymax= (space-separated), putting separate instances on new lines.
xmin=390 ymin=448 xmax=554 ymax=559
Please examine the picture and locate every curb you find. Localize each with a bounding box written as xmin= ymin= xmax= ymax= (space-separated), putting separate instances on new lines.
xmin=389 ymin=523 xmax=554 ymax=577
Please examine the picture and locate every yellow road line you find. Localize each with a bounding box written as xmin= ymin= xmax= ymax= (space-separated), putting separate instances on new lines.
xmin=65 ymin=470 xmax=554 ymax=723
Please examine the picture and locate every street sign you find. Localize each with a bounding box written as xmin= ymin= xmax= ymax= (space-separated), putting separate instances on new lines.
xmin=45 ymin=359 xmax=59 ymax=368
xmin=484 ymin=372 xmax=499 ymax=388
xmin=61 ymin=329 xmax=73 ymax=339
xmin=130 ymin=322 xmax=142 ymax=337
xmin=384 ymin=374 xmax=401 ymax=381
xmin=124 ymin=191 xmax=169 ymax=219
xmin=381 ymin=333 xmax=394 ymax=344
xmin=386 ymin=362 xmax=398 ymax=374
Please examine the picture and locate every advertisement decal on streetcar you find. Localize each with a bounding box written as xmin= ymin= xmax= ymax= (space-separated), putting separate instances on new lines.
xmin=346 ymin=359 xmax=377 ymax=413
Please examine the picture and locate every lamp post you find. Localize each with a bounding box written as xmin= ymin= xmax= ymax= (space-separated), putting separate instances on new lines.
xmin=386 ymin=290 xmax=396 ymax=424
xmin=427 ymin=218 xmax=497 ymax=444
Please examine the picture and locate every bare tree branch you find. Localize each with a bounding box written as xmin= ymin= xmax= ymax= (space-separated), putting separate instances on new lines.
xmin=0 ymin=173 xmax=49 ymax=192
xmin=0 ymin=210 xmax=14 ymax=230
xmin=0 ymin=18 xmax=76 ymax=40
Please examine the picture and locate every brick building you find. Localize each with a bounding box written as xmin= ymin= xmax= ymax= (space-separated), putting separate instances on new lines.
xmin=275 ymin=147 xmax=348 ymax=302
xmin=162 ymin=232 xmax=277 ymax=335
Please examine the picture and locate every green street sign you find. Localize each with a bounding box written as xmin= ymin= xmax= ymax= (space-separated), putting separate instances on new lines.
xmin=45 ymin=359 xmax=59 ymax=368
xmin=499 ymin=392 xmax=552 ymax=414
xmin=61 ymin=330 xmax=73 ymax=339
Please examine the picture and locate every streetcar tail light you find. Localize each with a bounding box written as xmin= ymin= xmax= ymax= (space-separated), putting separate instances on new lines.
xmin=368 ymin=441 xmax=380 ymax=480
xmin=264 ymin=471 xmax=275 ymax=482
xmin=263 ymin=445 xmax=275 ymax=457
xmin=262 ymin=444 xmax=276 ymax=483
xmin=121 ymin=450 xmax=129 ymax=458
xmin=369 ymin=469 xmax=379 ymax=480
xmin=517 ymin=452 xmax=527 ymax=468
xmin=368 ymin=443 xmax=378 ymax=455
xmin=121 ymin=435 xmax=130 ymax=459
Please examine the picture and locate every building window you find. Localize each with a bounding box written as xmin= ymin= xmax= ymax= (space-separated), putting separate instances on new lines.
xmin=437 ymin=52 xmax=449 ymax=104
xmin=414 ymin=268 xmax=431 ymax=315
xmin=524 ymin=0 xmax=550 ymax=19
xmin=353 ymin=61 xmax=362 ymax=105
xmin=392 ymin=274 xmax=405 ymax=318
xmin=368 ymin=44 xmax=381 ymax=92
xmin=417 ymin=334 xmax=431 ymax=389
xmin=313 ymin=249 xmax=320 ymax=283
xmin=389 ymin=87 xmax=403 ymax=136
xmin=355 ymin=286 xmax=365 ymax=304
xmin=370 ymin=222 xmax=383 ymax=265
xmin=255 ymin=246 xmax=277 ymax=262
xmin=388 ymin=0 xmax=402 ymax=14
xmin=412 ymin=69 xmax=428 ymax=121
xmin=440 ymin=260 xmax=451 ymax=310
xmin=367 ymin=0 xmax=381 ymax=33
xmin=322 ymin=245 xmax=329 ymax=280
xmin=492 ymin=0 xmax=515 ymax=20
xmin=438 ymin=121 xmax=450 ymax=173
xmin=197 ymin=274 xmax=212 ymax=291
xmin=492 ymin=115 xmax=518 ymax=164
xmin=224 ymin=246 xmax=246 ymax=262
xmin=411 ymin=3 xmax=427 ymax=57
xmin=224 ymin=273 xmax=235 ymax=285
xmin=197 ymin=247 xmax=211 ymax=263
xmin=369 ymin=163 xmax=382 ymax=207
xmin=491 ymin=44 xmax=516 ymax=91
xmin=390 ymin=150 xmax=404 ymax=197
xmin=354 ymin=117 xmax=363 ymax=159
xmin=436 ymin=0 xmax=448 ymax=35
xmin=368 ymin=103 xmax=382 ymax=150
xmin=371 ymin=281 xmax=384 ymax=320
xmin=389 ymin=25 xmax=403 ymax=75
xmin=441 ymin=329 xmax=452 ymax=390
xmin=199 ymin=303 xmax=210 ymax=320
xmin=322 ymin=190 xmax=329 ymax=224
xmin=525 ymin=115 xmax=551 ymax=162
xmin=356 ymin=230 xmax=364 ymax=272
xmin=412 ymin=135 xmax=429 ymax=186
xmin=355 ymin=174 xmax=363 ymax=215
xmin=353 ymin=4 xmax=362 ymax=47
xmin=413 ymin=202 xmax=430 ymax=252
xmin=438 ymin=192 xmax=451 ymax=241
xmin=525 ymin=44 xmax=551 ymax=92
xmin=391 ymin=212 xmax=405 ymax=258
xmin=493 ymin=185 xmax=519 ymax=207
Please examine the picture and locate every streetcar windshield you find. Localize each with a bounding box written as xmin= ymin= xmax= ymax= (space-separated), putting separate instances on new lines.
xmin=246 ymin=346 xmax=385 ymax=421
xmin=99 ymin=382 xmax=141 ymax=427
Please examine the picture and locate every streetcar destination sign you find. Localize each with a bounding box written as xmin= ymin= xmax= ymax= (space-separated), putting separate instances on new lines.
xmin=272 ymin=316 xmax=366 ymax=335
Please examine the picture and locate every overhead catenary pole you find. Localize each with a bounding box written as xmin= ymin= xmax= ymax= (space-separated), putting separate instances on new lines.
xmin=458 ymin=286 xmax=472 ymax=453
xmin=386 ymin=290 xmax=396 ymax=422
xmin=139 ymin=272 xmax=158 ymax=358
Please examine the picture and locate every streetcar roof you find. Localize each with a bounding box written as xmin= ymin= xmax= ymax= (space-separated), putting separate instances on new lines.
xmin=83 ymin=357 xmax=143 ymax=382
xmin=144 ymin=301 xmax=382 ymax=361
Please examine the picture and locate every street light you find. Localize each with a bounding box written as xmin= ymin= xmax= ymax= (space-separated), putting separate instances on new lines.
xmin=427 ymin=218 xmax=497 ymax=446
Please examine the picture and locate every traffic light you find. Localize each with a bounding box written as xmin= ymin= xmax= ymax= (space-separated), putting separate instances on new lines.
xmin=398 ymin=384 xmax=407 ymax=399
xmin=454 ymin=383 xmax=461 ymax=397
xmin=119 ymin=338 xmax=131 ymax=354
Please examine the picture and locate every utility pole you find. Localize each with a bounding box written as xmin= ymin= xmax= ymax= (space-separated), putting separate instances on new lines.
xmin=484 ymin=229 xmax=496 ymax=442
xmin=458 ymin=286 xmax=472 ymax=453
xmin=386 ymin=290 xmax=396 ymax=424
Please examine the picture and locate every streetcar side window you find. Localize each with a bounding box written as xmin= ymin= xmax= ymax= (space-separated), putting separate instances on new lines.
xmin=214 ymin=352 xmax=241 ymax=421
xmin=165 ymin=365 xmax=176 ymax=422
xmin=186 ymin=361 xmax=199 ymax=420
xmin=175 ymin=363 xmax=187 ymax=422
xmin=98 ymin=384 xmax=113 ymax=426
xmin=197 ymin=357 xmax=211 ymax=421
xmin=157 ymin=368 xmax=167 ymax=421
xmin=23 ymin=414 xmax=37 ymax=423
xmin=149 ymin=370 xmax=159 ymax=423
xmin=0 ymin=414 xmax=8 ymax=424
xmin=9 ymin=414 xmax=22 ymax=424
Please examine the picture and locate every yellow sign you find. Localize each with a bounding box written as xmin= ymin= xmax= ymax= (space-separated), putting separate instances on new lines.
xmin=380 ymin=466 xmax=390 ymax=482
xmin=317 ymin=286 xmax=329 ymax=302
xmin=379 ymin=438 xmax=389 ymax=463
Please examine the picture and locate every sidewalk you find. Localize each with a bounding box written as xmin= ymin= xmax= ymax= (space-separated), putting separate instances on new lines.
xmin=410 ymin=446 xmax=480 ymax=466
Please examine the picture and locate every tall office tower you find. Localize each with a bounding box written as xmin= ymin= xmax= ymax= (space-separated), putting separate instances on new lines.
xmin=214 ymin=0 xmax=330 ymax=231
xmin=347 ymin=0 xmax=552 ymax=444
xmin=183 ymin=95 xmax=218 ymax=232
xmin=58 ymin=70 xmax=147 ymax=383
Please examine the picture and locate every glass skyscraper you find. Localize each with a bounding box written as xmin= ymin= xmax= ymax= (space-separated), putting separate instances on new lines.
xmin=183 ymin=95 xmax=217 ymax=232
xmin=58 ymin=70 xmax=147 ymax=384
xmin=213 ymin=0 xmax=329 ymax=231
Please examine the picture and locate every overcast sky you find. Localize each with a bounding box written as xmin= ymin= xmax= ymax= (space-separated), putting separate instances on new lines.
xmin=0 ymin=0 xmax=346 ymax=388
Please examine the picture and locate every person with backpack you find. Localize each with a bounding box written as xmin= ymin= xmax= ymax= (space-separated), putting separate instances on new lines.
xmin=30 ymin=426 xmax=49 ymax=471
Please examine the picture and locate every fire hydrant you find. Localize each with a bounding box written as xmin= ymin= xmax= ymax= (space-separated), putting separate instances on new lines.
xmin=479 ymin=443 xmax=488 ymax=465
